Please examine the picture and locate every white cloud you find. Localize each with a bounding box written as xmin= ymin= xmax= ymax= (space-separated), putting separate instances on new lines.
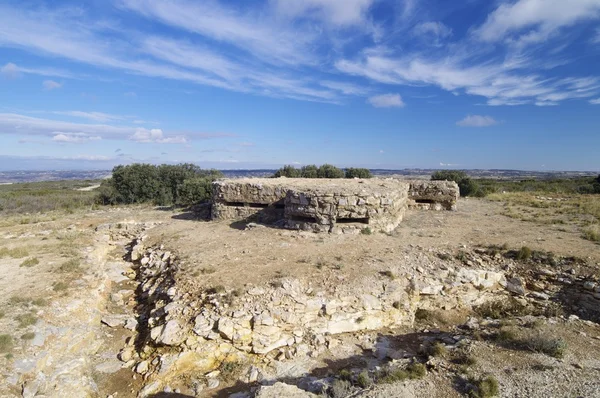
xmin=52 ymin=132 xmax=102 ymax=143
xmin=590 ymin=98 xmax=600 ymax=104
xmin=1 ymin=62 xmax=20 ymax=79
xmin=475 ymin=0 xmax=600 ymax=44
xmin=0 ymin=5 xmax=338 ymax=103
xmin=413 ymin=21 xmax=452 ymax=45
xmin=0 ymin=113 xmax=232 ymax=143
xmin=337 ymin=49 xmax=600 ymax=106
xmin=53 ymin=111 xmax=124 ymax=122
xmin=368 ymin=93 xmax=405 ymax=108
xmin=130 ymin=128 xmax=187 ymax=144
xmin=272 ymin=0 xmax=375 ymax=27
xmin=456 ymin=115 xmax=498 ymax=127
xmin=319 ymin=80 xmax=369 ymax=95
xmin=43 ymin=80 xmax=62 ymax=90
xmin=119 ymin=0 xmax=315 ymax=66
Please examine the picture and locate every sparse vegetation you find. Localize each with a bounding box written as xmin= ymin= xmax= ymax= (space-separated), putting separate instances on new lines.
xmin=0 ymin=334 xmax=13 ymax=353
xmin=361 ymin=227 xmax=372 ymax=235
xmin=0 ymin=247 xmax=30 ymax=259
xmin=331 ymin=379 xmax=353 ymax=398
xmin=0 ymin=179 xmax=99 ymax=215
xmin=516 ymin=246 xmax=532 ymax=260
xmin=424 ymin=342 xmax=448 ymax=358
xmin=521 ymin=334 xmax=567 ymax=358
xmin=466 ymin=375 xmax=499 ymax=398
xmin=582 ymin=225 xmax=600 ymax=242
xmin=58 ymin=258 xmax=81 ymax=273
xmin=53 ymin=281 xmax=69 ymax=291
xmin=21 ymin=332 xmax=35 ymax=340
xmin=377 ymin=363 xmax=427 ymax=384
xmin=356 ymin=370 xmax=372 ymax=388
xmin=20 ymin=257 xmax=40 ymax=267
xmin=475 ymin=298 xmax=530 ymax=319
xmin=16 ymin=312 xmax=37 ymax=328
xmin=218 ymin=359 xmax=244 ymax=382
xmin=206 ymin=285 xmax=226 ymax=295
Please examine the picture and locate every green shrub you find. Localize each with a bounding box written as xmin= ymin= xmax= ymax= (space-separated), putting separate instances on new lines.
xmin=317 ymin=164 xmax=345 ymax=178
xmin=0 ymin=334 xmax=13 ymax=353
xmin=273 ymin=165 xmax=301 ymax=178
xmin=582 ymin=225 xmax=600 ymax=242
xmin=377 ymin=363 xmax=426 ymax=384
xmin=300 ymin=165 xmax=319 ymax=178
xmin=345 ymin=168 xmax=373 ymax=179
xmin=432 ymin=170 xmax=484 ymax=197
xmin=16 ymin=313 xmax=37 ymax=328
xmin=97 ymin=163 xmax=222 ymax=206
xmin=331 ymin=379 xmax=352 ymax=398
xmin=517 ymin=246 xmax=532 ymax=260
xmin=361 ymin=227 xmax=372 ymax=235
xmin=467 ymin=375 xmax=499 ymax=398
xmin=522 ymin=335 xmax=567 ymax=358
xmin=20 ymin=257 xmax=39 ymax=268
xmin=357 ymin=370 xmax=372 ymax=388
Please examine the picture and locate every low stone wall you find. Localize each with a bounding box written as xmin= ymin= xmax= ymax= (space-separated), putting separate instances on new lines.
xmin=407 ymin=180 xmax=460 ymax=211
xmin=211 ymin=178 xmax=459 ymax=232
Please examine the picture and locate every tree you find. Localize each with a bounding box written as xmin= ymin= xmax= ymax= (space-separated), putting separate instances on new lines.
xmin=273 ymin=165 xmax=301 ymax=178
xmin=97 ymin=163 xmax=222 ymax=206
xmin=345 ymin=168 xmax=372 ymax=179
xmin=300 ymin=165 xmax=319 ymax=178
xmin=317 ymin=164 xmax=345 ymax=178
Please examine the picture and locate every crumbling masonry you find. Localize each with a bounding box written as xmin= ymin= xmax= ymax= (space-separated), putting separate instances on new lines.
xmin=211 ymin=178 xmax=459 ymax=233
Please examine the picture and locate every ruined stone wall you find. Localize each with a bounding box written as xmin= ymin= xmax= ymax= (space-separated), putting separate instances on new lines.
xmin=407 ymin=180 xmax=459 ymax=211
xmin=285 ymin=184 xmax=408 ymax=233
xmin=211 ymin=178 xmax=459 ymax=232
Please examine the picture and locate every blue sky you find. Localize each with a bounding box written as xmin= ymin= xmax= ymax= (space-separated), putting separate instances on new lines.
xmin=0 ymin=0 xmax=599 ymax=171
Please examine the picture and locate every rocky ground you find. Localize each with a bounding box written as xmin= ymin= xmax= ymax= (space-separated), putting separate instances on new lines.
xmin=0 ymin=197 xmax=599 ymax=397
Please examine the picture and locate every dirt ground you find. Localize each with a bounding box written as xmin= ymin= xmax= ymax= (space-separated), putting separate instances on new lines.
xmin=1 ymin=196 xmax=599 ymax=397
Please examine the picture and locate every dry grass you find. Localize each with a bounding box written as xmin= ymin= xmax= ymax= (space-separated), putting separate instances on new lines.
xmin=488 ymin=192 xmax=600 ymax=231
xmin=582 ymin=225 xmax=600 ymax=242
xmin=20 ymin=257 xmax=40 ymax=267
xmin=0 ymin=334 xmax=13 ymax=353
xmin=0 ymin=247 xmax=30 ymax=259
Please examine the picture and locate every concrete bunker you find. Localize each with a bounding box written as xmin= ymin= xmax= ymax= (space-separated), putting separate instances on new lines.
xmin=212 ymin=178 xmax=459 ymax=233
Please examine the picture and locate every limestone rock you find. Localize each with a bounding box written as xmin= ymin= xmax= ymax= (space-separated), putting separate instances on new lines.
xmin=506 ymin=277 xmax=526 ymax=296
xmin=255 ymin=382 xmax=318 ymax=398
xmin=155 ymin=320 xmax=186 ymax=346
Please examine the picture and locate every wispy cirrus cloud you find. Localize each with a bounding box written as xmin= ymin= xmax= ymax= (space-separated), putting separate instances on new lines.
xmin=474 ymin=0 xmax=600 ymax=45
xmin=456 ymin=115 xmax=498 ymax=127
xmin=368 ymin=93 xmax=405 ymax=108
xmin=52 ymin=132 xmax=102 ymax=143
xmin=53 ymin=111 xmax=124 ymax=122
xmin=590 ymin=98 xmax=600 ymax=104
xmin=0 ymin=113 xmax=230 ymax=144
xmin=43 ymin=80 xmax=62 ymax=90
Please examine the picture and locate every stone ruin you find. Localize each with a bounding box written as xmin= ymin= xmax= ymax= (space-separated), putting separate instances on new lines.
xmin=211 ymin=177 xmax=459 ymax=233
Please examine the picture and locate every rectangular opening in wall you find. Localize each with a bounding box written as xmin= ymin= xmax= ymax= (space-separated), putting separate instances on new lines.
xmin=336 ymin=217 xmax=369 ymax=224
xmin=415 ymin=199 xmax=435 ymax=204
xmin=224 ymin=202 xmax=269 ymax=208
xmin=273 ymin=199 xmax=285 ymax=209
xmin=225 ymin=201 xmax=245 ymax=207
xmin=289 ymin=215 xmax=317 ymax=223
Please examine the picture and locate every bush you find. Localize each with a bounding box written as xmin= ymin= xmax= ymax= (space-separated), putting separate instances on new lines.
xmin=300 ymin=165 xmax=319 ymax=178
xmin=582 ymin=225 xmax=600 ymax=242
xmin=317 ymin=164 xmax=345 ymax=178
xmin=345 ymin=168 xmax=373 ymax=179
xmin=273 ymin=165 xmax=301 ymax=178
xmin=467 ymin=375 xmax=499 ymax=398
xmin=0 ymin=334 xmax=13 ymax=353
xmin=516 ymin=246 xmax=532 ymax=260
xmin=432 ymin=170 xmax=484 ymax=197
xmin=97 ymin=163 xmax=222 ymax=206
